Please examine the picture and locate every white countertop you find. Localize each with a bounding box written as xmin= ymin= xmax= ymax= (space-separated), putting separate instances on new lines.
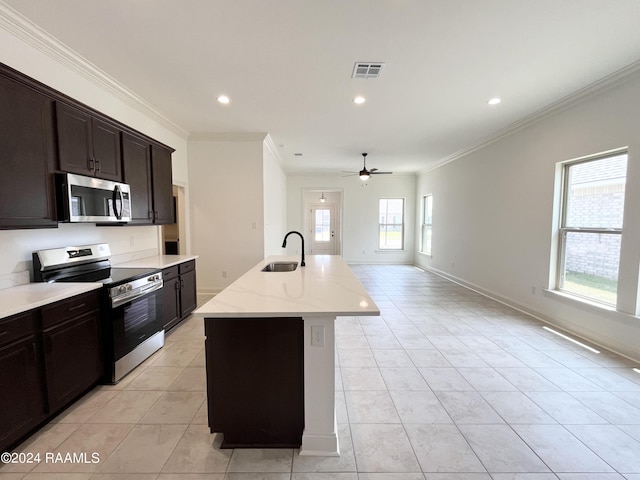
xmin=195 ymin=255 xmax=379 ymax=318
xmin=116 ymin=254 xmax=198 ymax=270
xmin=0 ymin=283 xmax=103 ymax=320
xmin=0 ymin=255 xmax=198 ymax=320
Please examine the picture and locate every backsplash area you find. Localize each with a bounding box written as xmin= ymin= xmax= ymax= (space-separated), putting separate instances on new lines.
xmin=0 ymin=223 xmax=161 ymax=290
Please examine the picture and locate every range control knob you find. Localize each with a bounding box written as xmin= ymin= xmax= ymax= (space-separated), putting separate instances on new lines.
xmin=126 ymin=284 xmax=133 ymax=292
xmin=118 ymin=285 xmax=127 ymax=294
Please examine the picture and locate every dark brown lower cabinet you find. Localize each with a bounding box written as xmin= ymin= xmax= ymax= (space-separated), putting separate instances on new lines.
xmin=162 ymin=260 xmax=197 ymax=332
xmin=0 ymin=311 xmax=45 ymax=451
xmin=0 ymin=290 xmax=102 ymax=453
xmin=205 ymin=317 xmax=304 ymax=448
xmin=162 ymin=265 xmax=181 ymax=330
xmin=179 ymin=263 xmax=197 ymax=318
xmin=41 ymin=292 xmax=102 ymax=413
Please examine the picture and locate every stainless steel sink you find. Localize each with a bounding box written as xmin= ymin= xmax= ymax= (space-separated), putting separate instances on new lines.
xmin=261 ymin=261 xmax=299 ymax=272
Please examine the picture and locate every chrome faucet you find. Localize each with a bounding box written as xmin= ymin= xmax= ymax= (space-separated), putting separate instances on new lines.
xmin=282 ymin=231 xmax=305 ymax=267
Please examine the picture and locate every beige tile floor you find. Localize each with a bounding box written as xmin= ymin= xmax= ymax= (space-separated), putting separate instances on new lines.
xmin=2 ymin=264 xmax=640 ymax=479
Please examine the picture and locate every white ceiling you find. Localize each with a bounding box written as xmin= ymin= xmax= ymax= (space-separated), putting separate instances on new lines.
xmin=4 ymin=0 xmax=640 ymax=175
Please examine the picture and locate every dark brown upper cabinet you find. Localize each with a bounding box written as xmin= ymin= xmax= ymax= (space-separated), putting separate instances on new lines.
xmin=122 ymin=132 xmax=153 ymax=223
xmin=56 ymin=102 xmax=122 ymax=182
xmin=151 ymin=144 xmax=174 ymax=224
xmin=0 ymin=62 xmax=175 ymax=230
xmin=122 ymin=132 xmax=174 ymax=225
xmin=0 ymin=68 xmax=57 ymax=229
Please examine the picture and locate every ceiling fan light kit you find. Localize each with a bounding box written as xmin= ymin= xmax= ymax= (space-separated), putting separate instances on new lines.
xmin=342 ymin=153 xmax=393 ymax=180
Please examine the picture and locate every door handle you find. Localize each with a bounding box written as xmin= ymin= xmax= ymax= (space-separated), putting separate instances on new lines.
xmin=112 ymin=185 xmax=124 ymax=219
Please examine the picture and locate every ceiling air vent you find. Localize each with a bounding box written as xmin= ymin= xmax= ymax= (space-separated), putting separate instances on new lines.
xmin=352 ymin=62 xmax=385 ymax=79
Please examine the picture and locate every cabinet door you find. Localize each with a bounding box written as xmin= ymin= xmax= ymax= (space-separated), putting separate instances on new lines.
xmin=56 ymin=102 xmax=94 ymax=176
xmin=122 ymin=132 xmax=153 ymax=224
xmin=42 ymin=310 xmax=102 ymax=413
xmin=0 ymin=73 xmax=57 ymax=229
xmin=180 ymin=270 xmax=197 ymax=318
xmin=92 ymin=118 xmax=122 ymax=181
xmin=207 ymin=317 xmax=304 ymax=447
xmin=162 ymin=274 xmax=181 ymax=331
xmin=151 ymin=145 xmax=174 ymax=224
xmin=0 ymin=335 xmax=45 ymax=452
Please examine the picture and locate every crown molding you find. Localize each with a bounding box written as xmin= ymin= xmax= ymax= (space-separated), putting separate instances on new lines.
xmin=188 ymin=132 xmax=268 ymax=142
xmin=263 ymin=134 xmax=286 ymax=170
xmin=419 ymin=59 xmax=640 ymax=176
xmin=0 ymin=1 xmax=188 ymax=139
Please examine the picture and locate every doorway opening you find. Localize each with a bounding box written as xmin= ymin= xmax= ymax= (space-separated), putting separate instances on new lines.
xmin=303 ymin=189 xmax=343 ymax=255
xmin=162 ymin=185 xmax=187 ymax=255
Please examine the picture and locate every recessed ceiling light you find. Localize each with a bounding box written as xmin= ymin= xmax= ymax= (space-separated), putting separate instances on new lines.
xmin=353 ymin=96 xmax=366 ymax=105
xmin=294 ymin=153 xmax=303 ymax=157
xmin=217 ymin=95 xmax=230 ymax=104
xmin=488 ymin=97 xmax=501 ymax=106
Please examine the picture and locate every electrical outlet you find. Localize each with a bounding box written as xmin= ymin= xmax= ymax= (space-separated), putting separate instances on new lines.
xmin=222 ymin=271 xmax=227 ymax=278
xmin=311 ymin=326 xmax=324 ymax=347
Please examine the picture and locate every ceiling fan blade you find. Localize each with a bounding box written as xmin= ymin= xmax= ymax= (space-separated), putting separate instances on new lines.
xmin=371 ymin=171 xmax=393 ymax=175
xmin=370 ymin=168 xmax=378 ymax=172
xmin=341 ymin=173 xmax=358 ymax=177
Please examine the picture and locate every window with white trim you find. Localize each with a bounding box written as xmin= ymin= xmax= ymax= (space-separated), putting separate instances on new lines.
xmin=556 ymin=151 xmax=627 ymax=306
xmin=379 ymin=198 xmax=404 ymax=250
xmin=420 ymin=194 xmax=433 ymax=255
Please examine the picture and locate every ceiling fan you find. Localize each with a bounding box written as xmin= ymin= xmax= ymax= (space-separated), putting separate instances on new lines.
xmin=342 ymin=153 xmax=393 ymax=181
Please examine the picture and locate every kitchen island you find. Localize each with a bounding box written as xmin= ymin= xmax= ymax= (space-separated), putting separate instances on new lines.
xmin=195 ymin=254 xmax=379 ymax=456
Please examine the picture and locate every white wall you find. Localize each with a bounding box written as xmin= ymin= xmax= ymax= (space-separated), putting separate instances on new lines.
xmin=415 ymin=72 xmax=640 ymax=361
xmin=188 ymin=135 xmax=265 ymax=294
xmin=262 ymin=138 xmax=288 ymax=257
xmin=0 ymin=11 xmax=189 ymax=289
xmin=287 ymin=174 xmax=416 ymax=264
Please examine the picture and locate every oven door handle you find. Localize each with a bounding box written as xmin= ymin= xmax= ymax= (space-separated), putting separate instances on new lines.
xmin=111 ymin=281 xmax=163 ymax=308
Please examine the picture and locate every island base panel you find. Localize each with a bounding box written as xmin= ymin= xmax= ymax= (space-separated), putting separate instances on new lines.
xmin=205 ymin=317 xmax=304 ymax=448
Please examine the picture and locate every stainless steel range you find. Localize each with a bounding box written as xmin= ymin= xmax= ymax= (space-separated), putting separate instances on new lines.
xmin=33 ymin=243 xmax=164 ymax=383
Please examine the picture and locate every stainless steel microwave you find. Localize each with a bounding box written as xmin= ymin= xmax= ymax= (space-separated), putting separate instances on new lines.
xmin=56 ymin=173 xmax=132 ymax=223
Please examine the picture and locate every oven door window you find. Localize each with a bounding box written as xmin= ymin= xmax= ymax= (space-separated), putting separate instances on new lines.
xmin=112 ymin=291 xmax=162 ymax=361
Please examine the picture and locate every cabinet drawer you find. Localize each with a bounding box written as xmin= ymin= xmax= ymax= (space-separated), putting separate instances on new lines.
xmin=42 ymin=290 xmax=99 ymax=329
xmin=0 ymin=310 xmax=37 ymax=347
xmin=163 ymin=265 xmax=179 ymax=281
xmin=179 ymin=260 xmax=195 ymax=274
